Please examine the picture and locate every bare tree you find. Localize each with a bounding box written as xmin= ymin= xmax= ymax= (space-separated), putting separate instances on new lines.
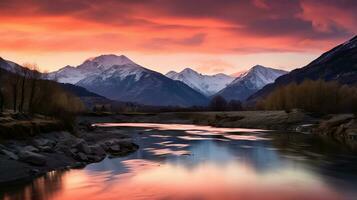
xmin=11 ymin=71 xmax=21 ymax=113
xmin=0 ymin=75 xmax=4 ymax=113
xmin=27 ymin=64 xmax=41 ymax=113
xmin=0 ymin=88 xmax=3 ymax=113
xmin=18 ymin=65 xmax=30 ymax=113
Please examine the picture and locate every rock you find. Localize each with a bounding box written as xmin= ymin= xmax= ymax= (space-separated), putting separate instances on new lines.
xmin=70 ymin=148 xmax=78 ymax=154
xmin=89 ymin=145 xmax=106 ymax=157
xmin=109 ymin=144 xmax=121 ymax=152
xmin=1 ymin=149 xmax=19 ymax=160
xmin=75 ymin=152 xmax=88 ymax=161
xmin=18 ymin=151 xmax=46 ymax=166
xmin=33 ymin=138 xmax=56 ymax=148
xmin=29 ymin=169 xmax=41 ymax=176
xmin=23 ymin=145 xmax=40 ymax=153
xmin=37 ymin=146 xmax=54 ymax=153
xmin=54 ymin=143 xmax=72 ymax=156
xmin=73 ymin=140 xmax=91 ymax=154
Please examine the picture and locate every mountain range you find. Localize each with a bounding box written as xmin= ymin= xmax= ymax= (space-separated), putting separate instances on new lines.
xmin=49 ymin=55 xmax=209 ymax=107
xmin=0 ymin=55 xmax=290 ymax=106
xmin=2 ymin=35 xmax=356 ymax=108
xmin=165 ymin=68 xmax=235 ymax=96
xmin=216 ymin=65 xmax=287 ymax=101
xmin=249 ymin=35 xmax=357 ymax=102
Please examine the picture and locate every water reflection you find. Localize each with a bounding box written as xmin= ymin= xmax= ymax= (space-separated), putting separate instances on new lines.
xmin=2 ymin=123 xmax=357 ymax=200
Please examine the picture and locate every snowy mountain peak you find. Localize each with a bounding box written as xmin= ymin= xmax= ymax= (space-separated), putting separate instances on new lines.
xmin=166 ymin=68 xmax=234 ymax=96
xmin=231 ymin=65 xmax=288 ymax=89
xmin=217 ymin=65 xmax=288 ymax=101
xmin=181 ymin=68 xmax=198 ymax=75
xmin=49 ymin=54 xmax=141 ymax=84
xmin=80 ymin=54 xmax=136 ymax=70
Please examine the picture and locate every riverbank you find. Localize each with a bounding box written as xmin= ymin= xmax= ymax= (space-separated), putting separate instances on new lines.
xmin=1 ymin=110 xmax=356 ymax=185
xmin=81 ymin=110 xmax=317 ymax=130
xmin=80 ymin=110 xmax=357 ymax=139
xmin=0 ymin=122 xmax=138 ymax=185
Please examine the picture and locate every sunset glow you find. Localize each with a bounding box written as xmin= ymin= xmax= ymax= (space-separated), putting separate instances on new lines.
xmin=0 ymin=0 xmax=356 ymax=74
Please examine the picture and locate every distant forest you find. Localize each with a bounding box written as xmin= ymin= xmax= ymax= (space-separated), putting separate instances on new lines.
xmin=258 ymin=80 xmax=357 ymax=114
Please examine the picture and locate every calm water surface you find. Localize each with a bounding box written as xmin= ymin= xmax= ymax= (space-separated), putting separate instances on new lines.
xmin=2 ymin=123 xmax=357 ymax=200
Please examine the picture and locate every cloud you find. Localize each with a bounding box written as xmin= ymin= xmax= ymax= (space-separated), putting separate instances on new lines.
xmin=0 ymin=0 xmax=356 ymax=55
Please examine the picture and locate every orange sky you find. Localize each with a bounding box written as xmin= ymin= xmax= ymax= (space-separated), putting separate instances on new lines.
xmin=0 ymin=0 xmax=356 ymax=74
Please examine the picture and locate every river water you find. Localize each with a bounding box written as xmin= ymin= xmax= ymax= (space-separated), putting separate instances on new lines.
xmin=2 ymin=123 xmax=357 ymax=200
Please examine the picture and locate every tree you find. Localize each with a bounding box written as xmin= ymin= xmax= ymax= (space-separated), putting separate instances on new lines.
xmin=11 ymin=73 xmax=21 ymax=113
xmin=18 ymin=66 xmax=29 ymax=113
xmin=0 ymin=71 xmax=4 ymax=113
xmin=0 ymin=86 xmax=4 ymax=113
xmin=209 ymin=95 xmax=227 ymax=111
xmin=228 ymin=100 xmax=242 ymax=111
xmin=260 ymin=80 xmax=357 ymax=114
xmin=26 ymin=64 xmax=41 ymax=113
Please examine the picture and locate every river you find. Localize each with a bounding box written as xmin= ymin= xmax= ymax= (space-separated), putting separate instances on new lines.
xmin=2 ymin=123 xmax=357 ymax=200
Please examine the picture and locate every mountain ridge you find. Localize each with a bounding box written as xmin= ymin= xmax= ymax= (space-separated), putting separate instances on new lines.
xmin=165 ymin=68 xmax=234 ymax=96
xmin=248 ymin=35 xmax=357 ymax=102
xmin=50 ymin=55 xmax=209 ymax=107
xmin=217 ymin=65 xmax=288 ymax=101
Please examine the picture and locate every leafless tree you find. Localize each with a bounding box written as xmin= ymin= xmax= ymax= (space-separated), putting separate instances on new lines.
xmin=0 ymin=73 xmax=4 ymax=113
xmin=27 ymin=64 xmax=41 ymax=113
xmin=11 ymin=69 xmax=21 ymax=112
xmin=18 ymin=64 xmax=30 ymax=112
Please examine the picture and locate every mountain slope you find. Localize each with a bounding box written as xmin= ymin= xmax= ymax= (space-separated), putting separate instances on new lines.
xmin=48 ymin=54 xmax=136 ymax=84
xmin=249 ymin=35 xmax=357 ymax=101
xmin=217 ymin=65 xmax=287 ymax=101
xmin=0 ymin=57 xmax=115 ymax=109
xmin=166 ymin=68 xmax=234 ymax=96
xmin=51 ymin=54 xmax=209 ymax=107
xmin=0 ymin=57 xmax=25 ymax=73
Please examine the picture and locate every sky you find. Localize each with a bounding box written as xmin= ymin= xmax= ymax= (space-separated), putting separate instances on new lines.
xmin=0 ymin=0 xmax=356 ymax=75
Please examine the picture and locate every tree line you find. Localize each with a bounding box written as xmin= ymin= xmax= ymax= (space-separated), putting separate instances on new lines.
xmin=0 ymin=64 xmax=84 ymax=118
xmin=257 ymin=80 xmax=357 ymax=114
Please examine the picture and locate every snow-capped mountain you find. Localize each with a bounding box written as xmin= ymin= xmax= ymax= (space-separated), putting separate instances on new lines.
xmin=50 ymin=54 xmax=209 ymax=107
xmin=0 ymin=57 xmax=24 ymax=73
xmin=166 ymin=68 xmax=235 ymax=96
xmin=249 ymin=35 xmax=357 ymax=102
xmin=48 ymin=54 xmax=136 ymax=84
xmin=217 ymin=65 xmax=287 ymax=101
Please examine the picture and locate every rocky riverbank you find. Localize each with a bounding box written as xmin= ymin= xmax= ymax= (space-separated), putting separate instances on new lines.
xmin=0 ymin=124 xmax=138 ymax=185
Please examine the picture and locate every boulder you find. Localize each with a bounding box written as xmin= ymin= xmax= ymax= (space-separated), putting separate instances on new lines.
xmin=23 ymin=145 xmax=40 ymax=153
xmin=75 ymin=152 xmax=88 ymax=161
xmin=73 ymin=140 xmax=91 ymax=154
xmin=89 ymin=145 xmax=106 ymax=157
xmin=1 ymin=149 xmax=19 ymax=160
xmin=33 ymin=138 xmax=56 ymax=148
xmin=18 ymin=151 xmax=46 ymax=166
xmin=37 ymin=145 xmax=54 ymax=153
xmin=109 ymin=144 xmax=121 ymax=152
